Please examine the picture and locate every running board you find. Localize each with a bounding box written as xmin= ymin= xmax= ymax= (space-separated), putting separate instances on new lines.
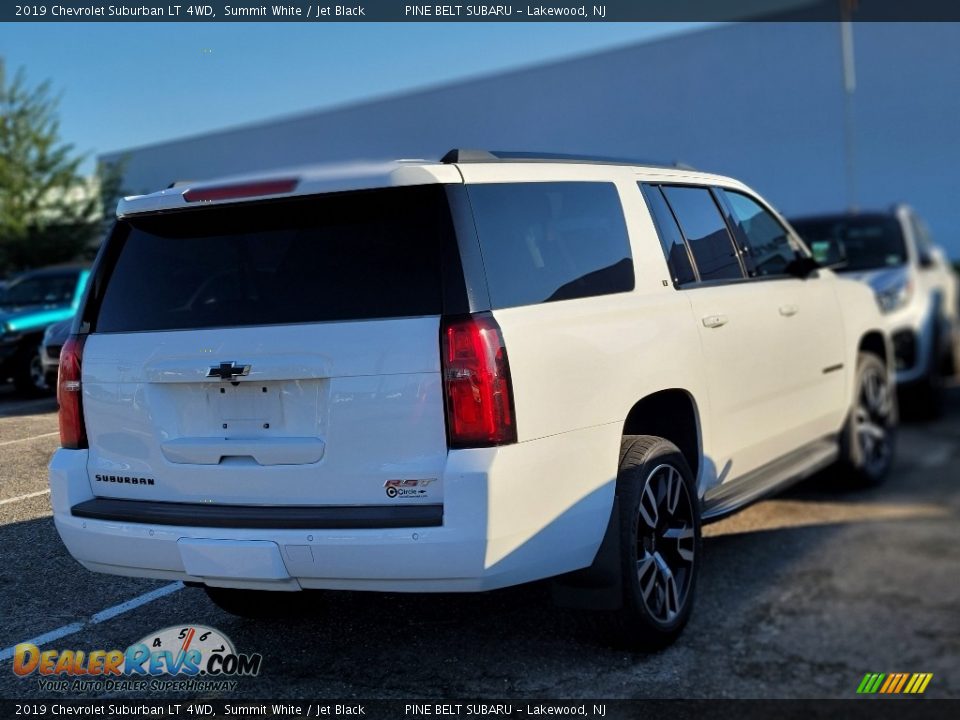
xmin=701 ymin=438 xmax=839 ymax=523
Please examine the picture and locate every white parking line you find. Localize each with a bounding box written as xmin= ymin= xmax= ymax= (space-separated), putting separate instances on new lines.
xmin=0 ymin=582 xmax=184 ymax=662
xmin=0 ymin=489 xmax=50 ymax=506
xmin=0 ymin=431 xmax=59 ymax=447
xmin=90 ymin=583 xmax=185 ymax=624
xmin=0 ymin=623 xmax=85 ymax=662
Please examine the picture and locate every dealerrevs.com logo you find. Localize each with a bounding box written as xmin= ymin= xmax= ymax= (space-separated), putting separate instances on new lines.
xmin=13 ymin=625 xmax=261 ymax=692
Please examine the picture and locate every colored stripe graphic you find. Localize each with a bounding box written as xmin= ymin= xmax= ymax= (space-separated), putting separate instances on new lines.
xmin=857 ymin=672 xmax=932 ymax=694
xmin=879 ymin=674 xmax=896 ymax=693
xmin=894 ymin=673 xmax=910 ymax=693
xmin=857 ymin=673 xmax=886 ymax=693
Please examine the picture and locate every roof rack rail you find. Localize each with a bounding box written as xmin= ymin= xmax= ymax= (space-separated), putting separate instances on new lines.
xmin=440 ymin=148 xmax=696 ymax=170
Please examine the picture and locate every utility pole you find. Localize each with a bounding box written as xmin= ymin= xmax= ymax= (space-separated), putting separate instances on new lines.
xmin=840 ymin=1 xmax=858 ymax=212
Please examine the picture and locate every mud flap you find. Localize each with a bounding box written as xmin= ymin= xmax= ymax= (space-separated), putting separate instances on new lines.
xmin=550 ymin=497 xmax=624 ymax=610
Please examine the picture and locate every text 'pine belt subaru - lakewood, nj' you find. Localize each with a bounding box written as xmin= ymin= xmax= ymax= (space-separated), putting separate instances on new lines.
xmin=49 ymin=150 xmax=896 ymax=648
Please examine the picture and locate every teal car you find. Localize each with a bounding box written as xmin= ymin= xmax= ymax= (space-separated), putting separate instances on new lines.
xmin=0 ymin=265 xmax=89 ymax=395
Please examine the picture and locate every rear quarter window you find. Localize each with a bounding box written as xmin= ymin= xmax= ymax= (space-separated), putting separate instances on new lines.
xmin=465 ymin=182 xmax=634 ymax=309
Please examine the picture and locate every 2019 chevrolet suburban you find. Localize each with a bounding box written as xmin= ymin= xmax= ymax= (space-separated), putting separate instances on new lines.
xmin=49 ymin=151 xmax=896 ymax=648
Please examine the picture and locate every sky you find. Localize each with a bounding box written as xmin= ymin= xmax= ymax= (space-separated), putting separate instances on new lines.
xmin=2 ymin=22 xmax=708 ymax=174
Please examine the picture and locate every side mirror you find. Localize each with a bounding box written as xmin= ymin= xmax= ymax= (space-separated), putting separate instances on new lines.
xmin=786 ymin=255 xmax=821 ymax=279
xmin=918 ymin=253 xmax=935 ymax=269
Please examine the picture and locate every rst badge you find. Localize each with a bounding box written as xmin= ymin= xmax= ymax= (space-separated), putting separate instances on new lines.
xmin=384 ymin=478 xmax=436 ymax=499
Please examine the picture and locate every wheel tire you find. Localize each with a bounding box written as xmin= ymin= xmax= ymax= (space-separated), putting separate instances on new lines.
xmin=203 ymin=586 xmax=321 ymax=618
xmin=839 ymin=352 xmax=897 ymax=487
xmin=13 ymin=347 xmax=53 ymax=397
xmin=591 ymin=435 xmax=701 ymax=650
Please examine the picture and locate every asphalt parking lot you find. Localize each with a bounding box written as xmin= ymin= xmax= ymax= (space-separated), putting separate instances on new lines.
xmin=1 ymin=387 xmax=958 ymax=700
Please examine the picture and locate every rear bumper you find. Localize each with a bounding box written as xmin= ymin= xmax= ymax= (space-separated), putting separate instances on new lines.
xmin=49 ymin=424 xmax=619 ymax=592
xmin=71 ymin=497 xmax=443 ymax=529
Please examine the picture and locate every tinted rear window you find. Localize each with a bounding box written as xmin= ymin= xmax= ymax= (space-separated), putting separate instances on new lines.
xmin=466 ymin=182 xmax=634 ymax=309
xmin=94 ymin=186 xmax=455 ymax=332
xmin=661 ymin=186 xmax=743 ymax=282
xmin=640 ymin=184 xmax=697 ymax=285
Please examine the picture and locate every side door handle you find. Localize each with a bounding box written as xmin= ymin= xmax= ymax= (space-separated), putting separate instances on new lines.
xmin=702 ymin=314 xmax=728 ymax=328
xmin=779 ymin=304 xmax=800 ymax=317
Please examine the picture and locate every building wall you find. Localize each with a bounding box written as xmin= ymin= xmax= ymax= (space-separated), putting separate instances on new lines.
xmin=102 ymin=22 xmax=960 ymax=256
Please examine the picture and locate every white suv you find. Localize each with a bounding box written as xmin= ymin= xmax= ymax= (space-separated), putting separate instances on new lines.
xmin=50 ymin=150 xmax=896 ymax=648
xmin=792 ymin=206 xmax=960 ymax=417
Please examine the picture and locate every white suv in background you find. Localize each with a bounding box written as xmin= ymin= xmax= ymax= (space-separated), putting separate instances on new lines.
xmin=49 ymin=150 xmax=896 ymax=648
xmin=792 ymin=206 xmax=960 ymax=417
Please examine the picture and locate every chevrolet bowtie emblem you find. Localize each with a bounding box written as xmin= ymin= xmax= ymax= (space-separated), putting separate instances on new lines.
xmin=206 ymin=361 xmax=251 ymax=381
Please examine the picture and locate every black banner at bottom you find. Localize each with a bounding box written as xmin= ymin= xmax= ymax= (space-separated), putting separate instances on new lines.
xmin=2 ymin=700 xmax=958 ymax=720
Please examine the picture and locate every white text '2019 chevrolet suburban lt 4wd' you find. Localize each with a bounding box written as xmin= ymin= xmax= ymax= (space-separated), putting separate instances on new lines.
xmin=50 ymin=150 xmax=896 ymax=648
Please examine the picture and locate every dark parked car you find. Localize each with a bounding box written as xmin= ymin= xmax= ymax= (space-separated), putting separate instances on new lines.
xmin=40 ymin=318 xmax=74 ymax=392
xmin=0 ymin=266 xmax=89 ymax=395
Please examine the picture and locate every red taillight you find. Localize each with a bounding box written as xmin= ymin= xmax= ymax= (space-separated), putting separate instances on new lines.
xmin=182 ymin=178 xmax=299 ymax=203
xmin=58 ymin=335 xmax=87 ymax=450
xmin=441 ymin=313 xmax=517 ymax=448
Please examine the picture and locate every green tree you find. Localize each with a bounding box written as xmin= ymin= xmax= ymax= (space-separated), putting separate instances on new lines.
xmin=95 ymin=155 xmax=128 ymax=238
xmin=0 ymin=60 xmax=111 ymax=274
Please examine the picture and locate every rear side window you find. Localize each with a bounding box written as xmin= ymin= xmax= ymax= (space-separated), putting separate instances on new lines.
xmin=661 ymin=186 xmax=743 ymax=282
xmin=466 ymin=182 xmax=634 ymax=308
xmin=640 ymin=184 xmax=697 ymax=285
xmin=93 ymin=185 xmax=454 ymax=333
xmin=720 ymin=190 xmax=797 ymax=277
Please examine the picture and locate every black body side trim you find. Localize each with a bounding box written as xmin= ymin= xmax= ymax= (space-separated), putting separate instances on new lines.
xmin=71 ymin=498 xmax=443 ymax=529
xmin=444 ymin=184 xmax=492 ymax=313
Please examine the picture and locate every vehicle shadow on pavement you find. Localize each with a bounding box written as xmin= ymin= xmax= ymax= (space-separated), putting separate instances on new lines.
xmin=0 ymin=393 xmax=57 ymax=419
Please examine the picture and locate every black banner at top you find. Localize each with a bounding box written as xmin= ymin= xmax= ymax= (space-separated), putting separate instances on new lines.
xmin=6 ymin=0 xmax=960 ymax=22
xmin=1 ymin=700 xmax=959 ymax=719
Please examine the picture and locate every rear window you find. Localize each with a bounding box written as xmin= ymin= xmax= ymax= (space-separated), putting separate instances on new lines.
xmin=466 ymin=182 xmax=634 ymax=309
xmin=93 ymin=186 xmax=455 ymax=333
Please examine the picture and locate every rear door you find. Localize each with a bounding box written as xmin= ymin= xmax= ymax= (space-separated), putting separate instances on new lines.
xmin=643 ymin=183 xmax=799 ymax=480
xmin=81 ymin=185 xmax=459 ymax=507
